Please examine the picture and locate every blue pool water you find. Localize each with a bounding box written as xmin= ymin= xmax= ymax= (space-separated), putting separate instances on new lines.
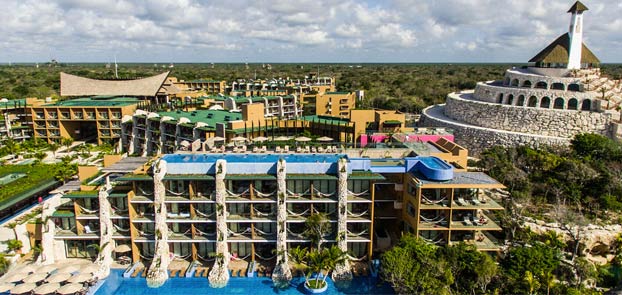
xmin=418 ymin=156 xmax=451 ymax=170
xmin=96 ymin=270 xmax=394 ymax=295
xmin=162 ymin=154 xmax=345 ymax=164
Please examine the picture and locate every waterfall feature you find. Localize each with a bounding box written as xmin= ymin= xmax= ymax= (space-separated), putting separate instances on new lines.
xmin=272 ymin=158 xmax=292 ymax=287
xmin=208 ymin=159 xmax=230 ymax=288
xmin=147 ymin=160 xmax=171 ymax=288
xmin=333 ymin=158 xmax=353 ymax=281
xmin=94 ymin=177 xmax=115 ymax=279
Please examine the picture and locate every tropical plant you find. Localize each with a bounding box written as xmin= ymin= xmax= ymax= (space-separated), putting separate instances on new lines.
xmin=5 ymin=222 xmax=18 ymax=240
xmin=304 ymin=213 xmax=331 ymax=250
xmin=0 ymin=253 xmax=9 ymax=275
xmin=6 ymin=239 xmax=23 ymax=253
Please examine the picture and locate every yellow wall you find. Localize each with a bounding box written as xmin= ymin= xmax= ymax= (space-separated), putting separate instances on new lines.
xmin=315 ymin=92 xmax=355 ymax=118
xmin=78 ymin=166 xmax=99 ymax=181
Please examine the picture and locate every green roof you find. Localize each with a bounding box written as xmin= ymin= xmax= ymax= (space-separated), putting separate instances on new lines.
xmin=117 ymin=174 xmax=153 ymax=181
xmin=163 ymin=174 xmax=215 ymax=180
xmin=286 ymin=174 xmax=337 ymax=180
xmin=301 ymin=115 xmax=351 ymax=124
xmin=45 ymin=96 xmax=140 ymax=107
xmin=0 ymin=164 xmax=63 ymax=211
xmin=349 ymin=172 xmax=385 ymax=180
xmin=157 ymin=110 xmax=242 ymax=127
xmin=226 ymin=174 xmax=276 ymax=180
xmin=210 ymin=95 xmax=292 ymax=104
xmin=568 ymin=1 xmax=588 ymax=13
xmin=52 ymin=210 xmax=75 ymax=218
xmin=65 ymin=191 xmax=98 ymax=199
xmin=187 ymin=79 xmax=223 ymax=83
xmin=529 ymin=33 xmax=600 ymax=65
xmin=0 ymin=99 xmax=27 ymax=109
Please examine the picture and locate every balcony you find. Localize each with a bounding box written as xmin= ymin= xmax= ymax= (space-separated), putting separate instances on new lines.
xmin=450 ymin=212 xmax=501 ymax=231
xmin=449 ymin=231 xmax=502 ymax=251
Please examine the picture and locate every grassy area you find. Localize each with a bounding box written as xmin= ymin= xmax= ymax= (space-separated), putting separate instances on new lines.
xmin=0 ymin=164 xmax=64 ymax=205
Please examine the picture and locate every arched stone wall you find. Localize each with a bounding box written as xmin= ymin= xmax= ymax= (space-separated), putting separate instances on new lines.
xmin=442 ymin=93 xmax=612 ymax=138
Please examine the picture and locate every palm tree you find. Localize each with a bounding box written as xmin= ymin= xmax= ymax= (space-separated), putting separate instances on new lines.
xmin=321 ymin=245 xmax=348 ymax=285
xmin=305 ymin=249 xmax=328 ymax=289
xmin=524 ymin=270 xmax=540 ymax=295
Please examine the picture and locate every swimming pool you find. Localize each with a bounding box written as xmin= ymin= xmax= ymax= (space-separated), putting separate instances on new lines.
xmin=95 ymin=269 xmax=394 ymax=295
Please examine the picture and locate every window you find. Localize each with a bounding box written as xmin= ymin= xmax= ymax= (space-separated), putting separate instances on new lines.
xmin=407 ymin=202 xmax=416 ymax=218
xmin=568 ymin=98 xmax=578 ymax=110
xmin=540 ymin=97 xmax=551 ymax=108
xmin=554 ymin=98 xmax=565 ymax=109
xmin=535 ymin=81 xmax=548 ymax=89
xmin=528 ymin=96 xmax=538 ymax=107
xmin=517 ymin=95 xmax=525 ymax=106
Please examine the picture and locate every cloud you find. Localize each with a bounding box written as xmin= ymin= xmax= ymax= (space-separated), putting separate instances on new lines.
xmin=0 ymin=0 xmax=620 ymax=62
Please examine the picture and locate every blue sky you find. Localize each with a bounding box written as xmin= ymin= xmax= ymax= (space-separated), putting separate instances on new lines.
xmin=1 ymin=0 xmax=621 ymax=63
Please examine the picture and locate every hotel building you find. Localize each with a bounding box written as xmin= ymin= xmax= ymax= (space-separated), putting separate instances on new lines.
xmin=43 ymin=145 xmax=505 ymax=272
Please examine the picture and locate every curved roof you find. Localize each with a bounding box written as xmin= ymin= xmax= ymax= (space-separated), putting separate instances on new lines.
xmin=528 ymin=33 xmax=600 ymax=65
xmin=60 ymin=72 xmax=170 ymax=97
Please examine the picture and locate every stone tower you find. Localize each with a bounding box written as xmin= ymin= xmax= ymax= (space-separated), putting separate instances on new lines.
xmin=567 ymin=1 xmax=588 ymax=69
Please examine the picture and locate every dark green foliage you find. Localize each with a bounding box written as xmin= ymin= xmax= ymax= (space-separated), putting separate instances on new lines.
xmin=476 ymin=134 xmax=622 ymax=212
xmin=501 ymin=243 xmax=560 ymax=293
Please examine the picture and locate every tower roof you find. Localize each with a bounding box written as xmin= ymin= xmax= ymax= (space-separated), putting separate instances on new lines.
xmin=528 ymin=33 xmax=600 ymax=65
xmin=568 ymin=1 xmax=588 ymax=13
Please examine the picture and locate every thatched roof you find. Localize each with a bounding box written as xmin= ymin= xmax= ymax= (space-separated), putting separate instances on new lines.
xmin=528 ymin=33 xmax=600 ymax=65
xmin=568 ymin=1 xmax=588 ymax=13
xmin=60 ymin=72 xmax=170 ymax=97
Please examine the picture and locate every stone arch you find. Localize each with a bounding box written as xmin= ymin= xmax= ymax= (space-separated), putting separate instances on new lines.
xmin=528 ymin=96 xmax=538 ymax=107
xmin=522 ymin=80 xmax=532 ymax=88
xmin=541 ymin=97 xmax=551 ymax=108
xmin=554 ymin=97 xmax=565 ymax=109
xmin=507 ymin=95 xmax=514 ymax=105
xmin=581 ymin=99 xmax=592 ymax=111
xmin=510 ymin=79 xmax=519 ymax=87
xmin=517 ymin=95 xmax=525 ymax=106
xmin=568 ymin=83 xmax=581 ymax=92
xmin=497 ymin=93 xmax=504 ymax=104
xmin=551 ymin=82 xmax=565 ymax=91
xmin=568 ymin=98 xmax=579 ymax=110
xmin=535 ymin=81 xmax=548 ymax=89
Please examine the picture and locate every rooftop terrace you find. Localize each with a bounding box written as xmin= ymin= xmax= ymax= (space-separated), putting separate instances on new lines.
xmin=156 ymin=109 xmax=242 ymax=127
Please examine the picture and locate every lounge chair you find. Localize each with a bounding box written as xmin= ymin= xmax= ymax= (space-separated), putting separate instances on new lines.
xmin=275 ymin=146 xmax=282 ymax=153
xmin=252 ymin=146 xmax=259 ymax=153
xmin=471 ymin=198 xmax=481 ymax=205
xmin=456 ymin=197 xmax=466 ymax=206
xmin=311 ymin=147 xmax=317 ymax=153
xmin=471 ymin=215 xmax=481 ymax=226
xmin=296 ymin=146 xmax=302 ymax=153
xmin=317 ymin=147 xmax=324 ymax=153
xmin=261 ymin=146 xmax=267 ymax=153
xmin=240 ymin=146 xmax=247 ymax=153
xmin=462 ymin=216 xmax=471 ymax=226
xmin=304 ymin=146 xmax=310 ymax=153
xmin=284 ymin=145 xmax=290 ymax=153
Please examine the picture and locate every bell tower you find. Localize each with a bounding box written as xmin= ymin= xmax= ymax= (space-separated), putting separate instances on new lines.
xmin=567 ymin=1 xmax=588 ymax=69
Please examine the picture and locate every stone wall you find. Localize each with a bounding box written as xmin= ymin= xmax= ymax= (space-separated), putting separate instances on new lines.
xmin=421 ymin=105 xmax=570 ymax=155
xmin=444 ymin=93 xmax=611 ymax=138
xmin=474 ymin=83 xmax=594 ymax=106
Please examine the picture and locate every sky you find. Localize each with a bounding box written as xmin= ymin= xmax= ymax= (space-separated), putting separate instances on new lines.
xmin=1 ymin=0 xmax=621 ymax=63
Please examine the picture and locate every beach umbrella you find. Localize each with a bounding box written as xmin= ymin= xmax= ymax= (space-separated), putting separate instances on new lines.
xmin=0 ymin=283 xmax=14 ymax=293
xmin=15 ymin=265 xmax=37 ymax=274
xmin=67 ymin=273 xmax=92 ymax=283
xmin=316 ymin=136 xmax=333 ymax=142
xmin=114 ymin=244 xmax=131 ymax=253
xmin=208 ymin=105 xmax=223 ymax=110
xmin=22 ymin=273 xmax=48 ymax=283
xmin=231 ymin=136 xmax=247 ymax=142
xmin=252 ymin=136 xmax=268 ymax=142
xmin=58 ymin=265 xmax=79 ymax=274
xmin=79 ymin=264 xmax=100 ymax=275
xmin=45 ymin=272 xmax=71 ymax=283
xmin=56 ymin=283 xmax=83 ymax=295
xmin=211 ymin=136 xmax=225 ymax=142
xmin=179 ymin=140 xmax=190 ymax=147
xmin=35 ymin=265 xmax=57 ymax=274
xmin=9 ymin=283 xmax=36 ymax=294
xmin=2 ymin=272 xmax=28 ymax=283
xmin=33 ymin=283 xmax=60 ymax=295
xmin=273 ymin=136 xmax=290 ymax=141
xmin=295 ymin=136 xmax=311 ymax=142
